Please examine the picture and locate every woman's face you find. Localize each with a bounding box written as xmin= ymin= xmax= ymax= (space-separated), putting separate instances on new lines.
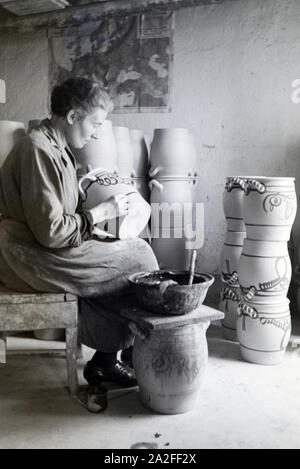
xmin=67 ymin=108 xmax=108 ymax=149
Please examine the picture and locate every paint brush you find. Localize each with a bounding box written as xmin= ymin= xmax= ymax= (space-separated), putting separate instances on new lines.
xmin=188 ymin=249 xmax=197 ymax=286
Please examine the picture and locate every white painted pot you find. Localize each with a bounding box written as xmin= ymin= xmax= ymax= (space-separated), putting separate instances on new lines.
xmin=78 ymin=168 xmax=151 ymax=239
xmin=223 ymin=176 xmax=247 ymax=231
xmin=237 ymin=299 xmax=291 ymax=365
xmin=219 ymin=285 xmax=240 ymax=341
xmin=149 ymin=178 xmax=196 ymax=230
xmin=0 ymin=120 xmax=26 ymax=167
xmin=122 ymin=177 xmax=150 ymax=202
xmin=73 ymin=120 xmax=117 ymax=176
xmin=149 ymin=128 xmax=197 ymax=178
xmin=150 ymin=228 xmax=192 ymax=270
xmin=129 ymin=129 xmax=149 ymax=177
xmin=113 ymin=126 xmax=134 ymax=178
xmin=238 ymin=239 xmax=291 ymax=303
xmin=242 ymin=177 xmax=297 ymax=241
xmin=220 ymin=231 xmax=246 ymax=287
xmin=149 ymin=177 xmax=197 ymax=202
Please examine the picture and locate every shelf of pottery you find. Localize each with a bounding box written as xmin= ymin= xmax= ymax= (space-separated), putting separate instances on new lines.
xmin=219 ymin=176 xmax=297 ymax=365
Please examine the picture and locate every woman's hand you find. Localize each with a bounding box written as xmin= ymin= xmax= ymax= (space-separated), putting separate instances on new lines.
xmin=87 ymin=194 xmax=129 ymax=225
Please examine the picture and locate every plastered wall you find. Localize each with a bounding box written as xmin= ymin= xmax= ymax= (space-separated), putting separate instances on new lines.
xmin=1 ymin=0 xmax=300 ymax=275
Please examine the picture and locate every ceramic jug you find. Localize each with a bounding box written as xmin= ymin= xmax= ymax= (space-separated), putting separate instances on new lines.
xmin=219 ymin=285 xmax=240 ymax=341
xmin=220 ymin=231 xmax=246 ymax=287
xmin=122 ymin=177 xmax=150 ymax=202
xmin=149 ymin=177 xmax=195 ymax=230
xmin=150 ymin=227 xmax=193 ymax=270
xmin=223 ymin=176 xmax=247 ymax=231
xmin=149 ymin=128 xmax=197 ymax=178
xmin=78 ymin=167 xmax=151 ymax=239
xmin=237 ymin=299 xmax=291 ymax=365
xmin=129 ymin=129 xmax=149 ymax=177
xmin=73 ymin=120 xmax=117 ymax=177
xmin=238 ymin=239 xmax=291 ymax=304
xmin=113 ymin=126 xmax=134 ymax=178
xmin=235 ymin=176 xmax=297 ymax=241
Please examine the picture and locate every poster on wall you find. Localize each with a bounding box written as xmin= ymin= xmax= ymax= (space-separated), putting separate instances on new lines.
xmin=48 ymin=12 xmax=174 ymax=113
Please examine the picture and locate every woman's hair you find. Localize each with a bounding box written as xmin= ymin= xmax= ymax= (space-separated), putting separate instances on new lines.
xmin=51 ymin=77 xmax=113 ymax=118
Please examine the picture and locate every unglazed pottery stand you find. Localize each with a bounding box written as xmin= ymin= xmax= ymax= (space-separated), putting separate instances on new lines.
xmin=121 ymin=303 xmax=224 ymax=415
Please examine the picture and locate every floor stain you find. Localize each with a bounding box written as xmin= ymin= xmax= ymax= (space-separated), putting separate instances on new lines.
xmin=131 ymin=442 xmax=158 ymax=449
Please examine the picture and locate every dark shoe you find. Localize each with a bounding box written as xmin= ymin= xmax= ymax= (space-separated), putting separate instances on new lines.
xmin=120 ymin=346 xmax=133 ymax=368
xmin=83 ymin=360 xmax=137 ymax=387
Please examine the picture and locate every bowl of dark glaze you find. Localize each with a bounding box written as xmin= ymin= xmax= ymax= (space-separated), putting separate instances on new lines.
xmin=128 ymin=270 xmax=214 ymax=315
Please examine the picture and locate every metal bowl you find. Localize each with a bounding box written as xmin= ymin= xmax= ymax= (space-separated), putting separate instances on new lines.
xmin=128 ymin=270 xmax=214 ymax=315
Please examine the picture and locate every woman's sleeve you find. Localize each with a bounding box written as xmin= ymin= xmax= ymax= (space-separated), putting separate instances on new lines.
xmin=20 ymin=141 xmax=93 ymax=249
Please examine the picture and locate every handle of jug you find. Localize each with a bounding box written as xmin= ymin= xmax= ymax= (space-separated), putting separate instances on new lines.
xmin=245 ymin=178 xmax=266 ymax=194
xmin=149 ymin=179 xmax=164 ymax=192
xmin=149 ymin=166 xmax=163 ymax=178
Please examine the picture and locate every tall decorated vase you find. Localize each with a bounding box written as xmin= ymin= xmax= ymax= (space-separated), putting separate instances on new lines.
xmin=235 ymin=176 xmax=297 ymax=365
xmin=219 ymin=177 xmax=247 ymax=341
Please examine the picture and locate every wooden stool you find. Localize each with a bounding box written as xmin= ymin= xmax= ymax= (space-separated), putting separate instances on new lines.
xmin=0 ymin=288 xmax=79 ymax=395
xmin=121 ymin=303 xmax=224 ymax=414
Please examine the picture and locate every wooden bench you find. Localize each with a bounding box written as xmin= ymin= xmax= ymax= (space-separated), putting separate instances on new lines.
xmin=0 ymin=288 xmax=79 ymax=395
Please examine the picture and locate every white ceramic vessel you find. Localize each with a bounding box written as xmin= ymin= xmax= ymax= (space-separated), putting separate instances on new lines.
xmin=241 ymin=177 xmax=296 ymax=241
xmin=223 ymin=176 xmax=247 ymax=231
xmin=237 ymin=299 xmax=291 ymax=365
xmin=219 ymin=285 xmax=240 ymax=341
xmin=150 ymin=177 xmax=198 ymax=200
xmin=149 ymin=128 xmax=197 ymax=178
xmin=220 ymin=231 xmax=246 ymax=287
xmin=150 ymin=227 xmax=192 ymax=270
xmin=149 ymin=177 xmax=195 ymax=230
xmin=0 ymin=120 xmax=26 ymax=167
xmin=238 ymin=239 xmax=291 ymax=303
xmin=73 ymin=120 xmax=117 ymax=176
xmin=129 ymin=129 xmax=149 ymax=177
xmin=78 ymin=168 xmax=151 ymax=239
xmin=122 ymin=177 xmax=150 ymax=202
xmin=113 ymin=126 xmax=134 ymax=178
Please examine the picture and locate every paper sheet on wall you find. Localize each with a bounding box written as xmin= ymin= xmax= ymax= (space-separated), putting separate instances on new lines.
xmin=48 ymin=12 xmax=174 ymax=113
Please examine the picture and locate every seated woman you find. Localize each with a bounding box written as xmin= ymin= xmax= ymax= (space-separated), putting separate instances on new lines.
xmin=0 ymin=77 xmax=158 ymax=387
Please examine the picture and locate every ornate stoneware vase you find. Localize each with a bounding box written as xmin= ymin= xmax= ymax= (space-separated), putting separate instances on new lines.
xmin=237 ymin=299 xmax=291 ymax=365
